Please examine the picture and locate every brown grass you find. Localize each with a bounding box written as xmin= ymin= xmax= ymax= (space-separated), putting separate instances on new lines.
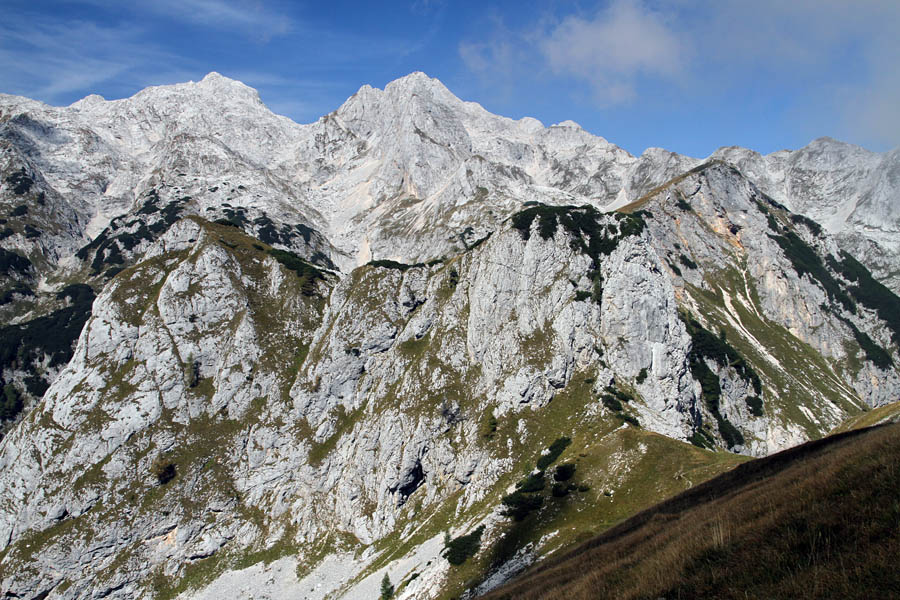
xmin=480 ymin=423 xmax=900 ymax=600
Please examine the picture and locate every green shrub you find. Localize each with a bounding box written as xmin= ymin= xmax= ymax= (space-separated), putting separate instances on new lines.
xmin=481 ymin=411 xmax=498 ymax=439
xmin=679 ymin=254 xmax=698 ymax=270
xmin=617 ymin=413 xmax=641 ymax=427
xmin=0 ymin=284 xmax=95 ymax=422
xmin=551 ymin=483 xmax=570 ymax=498
xmin=444 ymin=525 xmax=485 ymax=565
xmin=5 ymin=168 xmax=33 ymax=195
xmin=716 ymin=416 xmax=744 ymax=448
xmin=839 ymin=318 xmax=893 ymax=369
xmin=554 ymin=463 xmax=577 ymax=482
xmin=509 ymin=204 xmax=644 ymax=259
xmin=0 ymin=284 xmax=33 ymax=305
xmin=681 ymin=314 xmax=762 ymax=395
xmin=601 ymin=394 xmax=623 ymax=412
xmin=517 ymin=471 xmax=546 ymax=493
xmin=789 ymin=213 xmax=823 ymax=237
xmin=746 ymin=395 xmax=764 ymax=417
xmin=185 ymin=355 xmax=200 ymax=388
xmin=537 ymin=437 xmax=571 ymax=470
xmin=690 ymin=429 xmax=715 ymax=449
xmin=690 ymin=354 xmax=723 ymax=413
xmin=770 ymin=230 xmax=854 ymax=312
xmin=151 ymin=458 xmax=176 ymax=485
xmin=829 ymin=250 xmax=900 ymax=346
xmin=501 ymin=491 xmax=544 ymax=521
xmin=636 ymin=367 xmax=648 ymax=384
xmin=268 ymin=248 xmax=324 ymax=296
xmin=368 ymin=259 xmax=427 ymax=271
xmin=23 ymin=374 xmax=48 ymax=398
xmin=1 ymin=384 xmax=23 ymax=421
xmin=0 ymin=248 xmax=32 ymax=277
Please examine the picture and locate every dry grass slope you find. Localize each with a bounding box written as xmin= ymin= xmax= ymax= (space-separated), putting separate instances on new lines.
xmin=481 ymin=423 xmax=900 ymax=600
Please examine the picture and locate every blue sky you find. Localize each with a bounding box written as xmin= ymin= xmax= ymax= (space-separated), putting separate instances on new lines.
xmin=2 ymin=0 xmax=898 ymax=158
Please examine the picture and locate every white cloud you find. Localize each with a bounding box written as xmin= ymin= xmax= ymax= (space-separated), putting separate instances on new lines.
xmin=840 ymin=35 xmax=900 ymax=148
xmin=538 ymin=0 xmax=687 ymax=105
xmin=459 ymin=0 xmax=900 ymax=149
xmin=146 ymin=0 xmax=292 ymax=38
xmin=457 ymin=12 xmax=549 ymax=104
xmin=69 ymin=0 xmax=293 ymax=39
xmin=691 ymin=0 xmax=900 ymax=148
xmin=0 ymin=18 xmax=188 ymax=103
xmin=460 ymin=38 xmax=519 ymax=87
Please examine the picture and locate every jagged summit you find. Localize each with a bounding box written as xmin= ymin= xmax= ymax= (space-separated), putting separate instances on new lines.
xmin=64 ymin=71 xmax=267 ymax=123
xmin=383 ymin=70 xmax=447 ymax=92
xmin=338 ymin=70 xmax=478 ymax=126
xmin=199 ymin=70 xmax=233 ymax=83
xmin=806 ymin=135 xmax=872 ymax=152
xmin=194 ymin=71 xmax=264 ymax=102
xmin=69 ymin=94 xmax=106 ymax=109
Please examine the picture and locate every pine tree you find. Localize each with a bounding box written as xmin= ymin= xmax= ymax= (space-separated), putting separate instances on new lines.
xmin=380 ymin=573 xmax=394 ymax=599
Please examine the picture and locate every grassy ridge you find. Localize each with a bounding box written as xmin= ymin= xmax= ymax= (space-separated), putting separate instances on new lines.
xmin=481 ymin=422 xmax=900 ymax=600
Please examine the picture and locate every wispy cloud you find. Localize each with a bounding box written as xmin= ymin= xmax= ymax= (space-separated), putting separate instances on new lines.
xmin=837 ymin=31 xmax=900 ymax=148
xmin=0 ymin=2 xmax=414 ymax=118
xmin=539 ymin=0 xmax=687 ymax=105
xmin=691 ymin=0 xmax=900 ymax=147
xmin=459 ymin=1 xmax=688 ymax=107
xmin=0 ymin=17 xmax=189 ymax=103
xmin=70 ymin=0 xmax=293 ymax=39
xmin=459 ymin=0 xmax=900 ymax=149
xmin=151 ymin=0 xmax=292 ymax=36
xmin=458 ymin=13 xmax=542 ymax=103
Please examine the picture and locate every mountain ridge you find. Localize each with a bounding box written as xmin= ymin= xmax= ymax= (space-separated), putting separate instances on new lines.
xmin=0 ymin=72 xmax=899 ymax=599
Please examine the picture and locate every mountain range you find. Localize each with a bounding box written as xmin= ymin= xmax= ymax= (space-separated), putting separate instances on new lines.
xmin=0 ymin=72 xmax=898 ymax=599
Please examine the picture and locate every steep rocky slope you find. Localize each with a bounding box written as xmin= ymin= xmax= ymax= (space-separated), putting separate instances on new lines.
xmin=1 ymin=161 xmax=899 ymax=598
xmin=2 ymin=72 xmax=896 ymax=432
xmin=711 ymin=140 xmax=900 ymax=291
xmin=0 ymin=74 xmax=898 ymax=599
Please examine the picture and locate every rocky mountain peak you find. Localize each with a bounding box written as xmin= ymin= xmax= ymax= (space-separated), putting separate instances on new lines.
xmin=68 ymin=94 xmax=107 ymax=110
xmin=791 ymin=136 xmax=876 ymax=171
xmin=195 ymin=71 xmax=264 ymax=104
xmin=383 ymin=70 xmax=452 ymax=96
xmin=336 ymin=71 xmax=468 ymax=132
xmin=552 ymin=119 xmax=583 ymax=130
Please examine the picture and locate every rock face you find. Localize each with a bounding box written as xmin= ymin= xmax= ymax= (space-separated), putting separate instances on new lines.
xmin=0 ymin=74 xmax=899 ymax=599
xmin=711 ymin=140 xmax=900 ymax=291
